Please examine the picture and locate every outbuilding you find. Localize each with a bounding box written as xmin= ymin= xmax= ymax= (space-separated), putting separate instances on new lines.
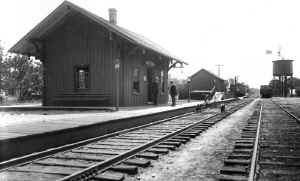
xmin=190 ymin=68 xmax=226 ymax=92
xmin=9 ymin=1 xmax=185 ymax=106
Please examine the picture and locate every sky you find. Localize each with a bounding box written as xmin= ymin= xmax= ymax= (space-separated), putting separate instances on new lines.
xmin=1 ymin=0 xmax=300 ymax=88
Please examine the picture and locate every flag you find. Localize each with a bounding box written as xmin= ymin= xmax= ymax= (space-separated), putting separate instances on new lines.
xmin=266 ymin=50 xmax=272 ymax=54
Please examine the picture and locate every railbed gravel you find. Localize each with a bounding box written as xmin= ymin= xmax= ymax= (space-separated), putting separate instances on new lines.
xmin=125 ymin=100 xmax=258 ymax=181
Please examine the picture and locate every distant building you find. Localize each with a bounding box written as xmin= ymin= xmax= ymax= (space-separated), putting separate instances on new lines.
xmin=179 ymin=69 xmax=225 ymax=100
xmin=9 ymin=1 xmax=185 ymax=106
xmin=190 ymin=68 xmax=226 ymax=92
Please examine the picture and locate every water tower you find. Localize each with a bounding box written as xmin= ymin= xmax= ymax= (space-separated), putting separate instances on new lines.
xmin=272 ymin=59 xmax=293 ymax=97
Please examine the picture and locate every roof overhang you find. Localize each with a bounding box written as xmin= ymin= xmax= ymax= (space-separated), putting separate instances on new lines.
xmin=9 ymin=1 xmax=187 ymax=65
xmin=9 ymin=2 xmax=73 ymax=56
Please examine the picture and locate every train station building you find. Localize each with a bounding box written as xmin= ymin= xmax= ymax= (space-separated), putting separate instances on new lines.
xmin=9 ymin=1 xmax=186 ymax=107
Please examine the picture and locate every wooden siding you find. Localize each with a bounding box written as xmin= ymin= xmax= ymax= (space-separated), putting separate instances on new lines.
xmin=43 ymin=12 xmax=169 ymax=106
xmin=122 ymin=48 xmax=169 ymax=106
xmin=191 ymin=71 xmax=225 ymax=92
xmin=45 ymin=13 xmax=116 ymax=106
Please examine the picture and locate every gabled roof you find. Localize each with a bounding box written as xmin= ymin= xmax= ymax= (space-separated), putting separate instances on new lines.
xmin=191 ymin=68 xmax=224 ymax=81
xmin=9 ymin=1 xmax=186 ymax=64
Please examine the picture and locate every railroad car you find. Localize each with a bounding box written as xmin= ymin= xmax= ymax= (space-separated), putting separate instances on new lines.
xmin=260 ymin=85 xmax=273 ymax=98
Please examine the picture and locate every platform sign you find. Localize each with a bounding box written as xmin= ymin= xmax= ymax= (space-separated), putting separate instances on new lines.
xmin=114 ymin=58 xmax=120 ymax=111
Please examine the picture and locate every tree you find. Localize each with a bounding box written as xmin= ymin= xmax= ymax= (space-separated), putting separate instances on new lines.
xmin=2 ymin=54 xmax=43 ymax=100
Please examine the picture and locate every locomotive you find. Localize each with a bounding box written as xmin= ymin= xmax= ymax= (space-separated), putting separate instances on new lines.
xmin=260 ymin=85 xmax=273 ymax=98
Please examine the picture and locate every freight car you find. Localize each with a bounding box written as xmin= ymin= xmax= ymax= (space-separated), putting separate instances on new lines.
xmin=260 ymin=85 xmax=273 ymax=98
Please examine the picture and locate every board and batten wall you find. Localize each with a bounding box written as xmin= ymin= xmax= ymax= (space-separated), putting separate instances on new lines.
xmin=122 ymin=50 xmax=169 ymax=106
xmin=43 ymin=12 xmax=169 ymax=106
xmin=44 ymin=13 xmax=118 ymax=106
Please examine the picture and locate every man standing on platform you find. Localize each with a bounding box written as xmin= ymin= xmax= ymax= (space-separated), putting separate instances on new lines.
xmin=169 ymin=81 xmax=177 ymax=106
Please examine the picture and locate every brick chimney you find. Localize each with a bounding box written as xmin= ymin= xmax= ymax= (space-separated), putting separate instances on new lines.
xmin=109 ymin=8 xmax=117 ymax=25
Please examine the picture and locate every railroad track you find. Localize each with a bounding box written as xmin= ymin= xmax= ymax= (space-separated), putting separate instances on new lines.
xmin=218 ymin=99 xmax=300 ymax=181
xmin=0 ymin=99 xmax=252 ymax=181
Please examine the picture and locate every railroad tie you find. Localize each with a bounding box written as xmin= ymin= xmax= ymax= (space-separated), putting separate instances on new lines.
xmin=220 ymin=166 xmax=248 ymax=175
xmin=160 ymin=141 xmax=182 ymax=147
xmin=123 ymin=158 xmax=151 ymax=167
xmin=235 ymin=140 xmax=254 ymax=144
xmin=186 ymin=131 xmax=202 ymax=135
xmin=94 ymin=171 xmax=124 ymax=181
xmin=0 ymin=99 xmax=252 ymax=181
xmin=135 ymin=152 xmax=159 ymax=160
xmin=173 ymin=135 xmax=191 ymax=141
xmin=178 ymin=133 xmax=197 ymax=138
xmin=218 ymin=174 xmax=248 ymax=181
xmin=167 ymin=138 xmax=188 ymax=143
xmin=110 ymin=164 xmax=138 ymax=174
xmin=228 ymin=153 xmax=251 ymax=160
xmin=193 ymin=125 xmax=209 ymax=129
xmin=224 ymin=158 xmax=251 ymax=166
xmin=232 ymin=148 xmax=253 ymax=155
xmin=146 ymin=148 xmax=169 ymax=154
xmin=234 ymin=143 xmax=254 ymax=149
xmin=154 ymin=144 xmax=176 ymax=150
xmin=218 ymin=103 xmax=261 ymax=181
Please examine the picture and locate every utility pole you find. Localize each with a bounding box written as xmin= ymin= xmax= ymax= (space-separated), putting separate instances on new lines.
xmin=234 ymin=76 xmax=239 ymax=97
xmin=0 ymin=45 xmax=3 ymax=92
xmin=187 ymin=77 xmax=191 ymax=103
xmin=215 ymin=64 xmax=223 ymax=77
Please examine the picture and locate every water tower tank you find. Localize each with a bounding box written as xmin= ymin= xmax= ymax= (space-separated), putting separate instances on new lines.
xmin=272 ymin=60 xmax=293 ymax=76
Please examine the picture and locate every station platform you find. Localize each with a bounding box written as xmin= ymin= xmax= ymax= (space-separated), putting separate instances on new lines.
xmin=0 ymin=100 xmax=217 ymax=162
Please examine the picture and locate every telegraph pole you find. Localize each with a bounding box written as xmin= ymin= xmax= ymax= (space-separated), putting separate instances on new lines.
xmin=215 ymin=64 xmax=223 ymax=77
xmin=187 ymin=77 xmax=191 ymax=103
xmin=234 ymin=76 xmax=239 ymax=97
xmin=0 ymin=44 xmax=3 ymax=92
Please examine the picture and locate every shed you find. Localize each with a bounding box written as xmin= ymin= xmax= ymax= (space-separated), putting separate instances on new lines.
xmin=9 ymin=1 xmax=186 ymax=106
xmin=190 ymin=68 xmax=225 ymax=92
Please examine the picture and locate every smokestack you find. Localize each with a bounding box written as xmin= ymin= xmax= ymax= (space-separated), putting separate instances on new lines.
xmin=109 ymin=8 xmax=117 ymax=25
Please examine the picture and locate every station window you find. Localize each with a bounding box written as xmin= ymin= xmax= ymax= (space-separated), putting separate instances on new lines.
xmin=74 ymin=65 xmax=90 ymax=89
xmin=161 ymin=70 xmax=165 ymax=93
xmin=133 ymin=68 xmax=140 ymax=93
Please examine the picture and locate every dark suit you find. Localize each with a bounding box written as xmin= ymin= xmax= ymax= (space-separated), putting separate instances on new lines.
xmin=169 ymin=84 xmax=177 ymax=106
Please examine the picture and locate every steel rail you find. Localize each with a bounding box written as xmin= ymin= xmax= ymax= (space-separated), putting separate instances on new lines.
xmin=0 ymin=98 xmax=239 ymax=171
xmin=58 ymin=113 xmax=223 ymax=181
xmin=248 ymin=99 xmax=300 ymax=181
xmin=0 ymin=98 xmax=249 ymax=181
xmin=248 ymin=103 xmax=263 ymax=181
xmin=0 ymin=112 xmax=193 ymax=171
xmin=272 ymin=100 xmax=300 ymax=123
xmin=59 ymin=100 xmax=251 ymax=181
